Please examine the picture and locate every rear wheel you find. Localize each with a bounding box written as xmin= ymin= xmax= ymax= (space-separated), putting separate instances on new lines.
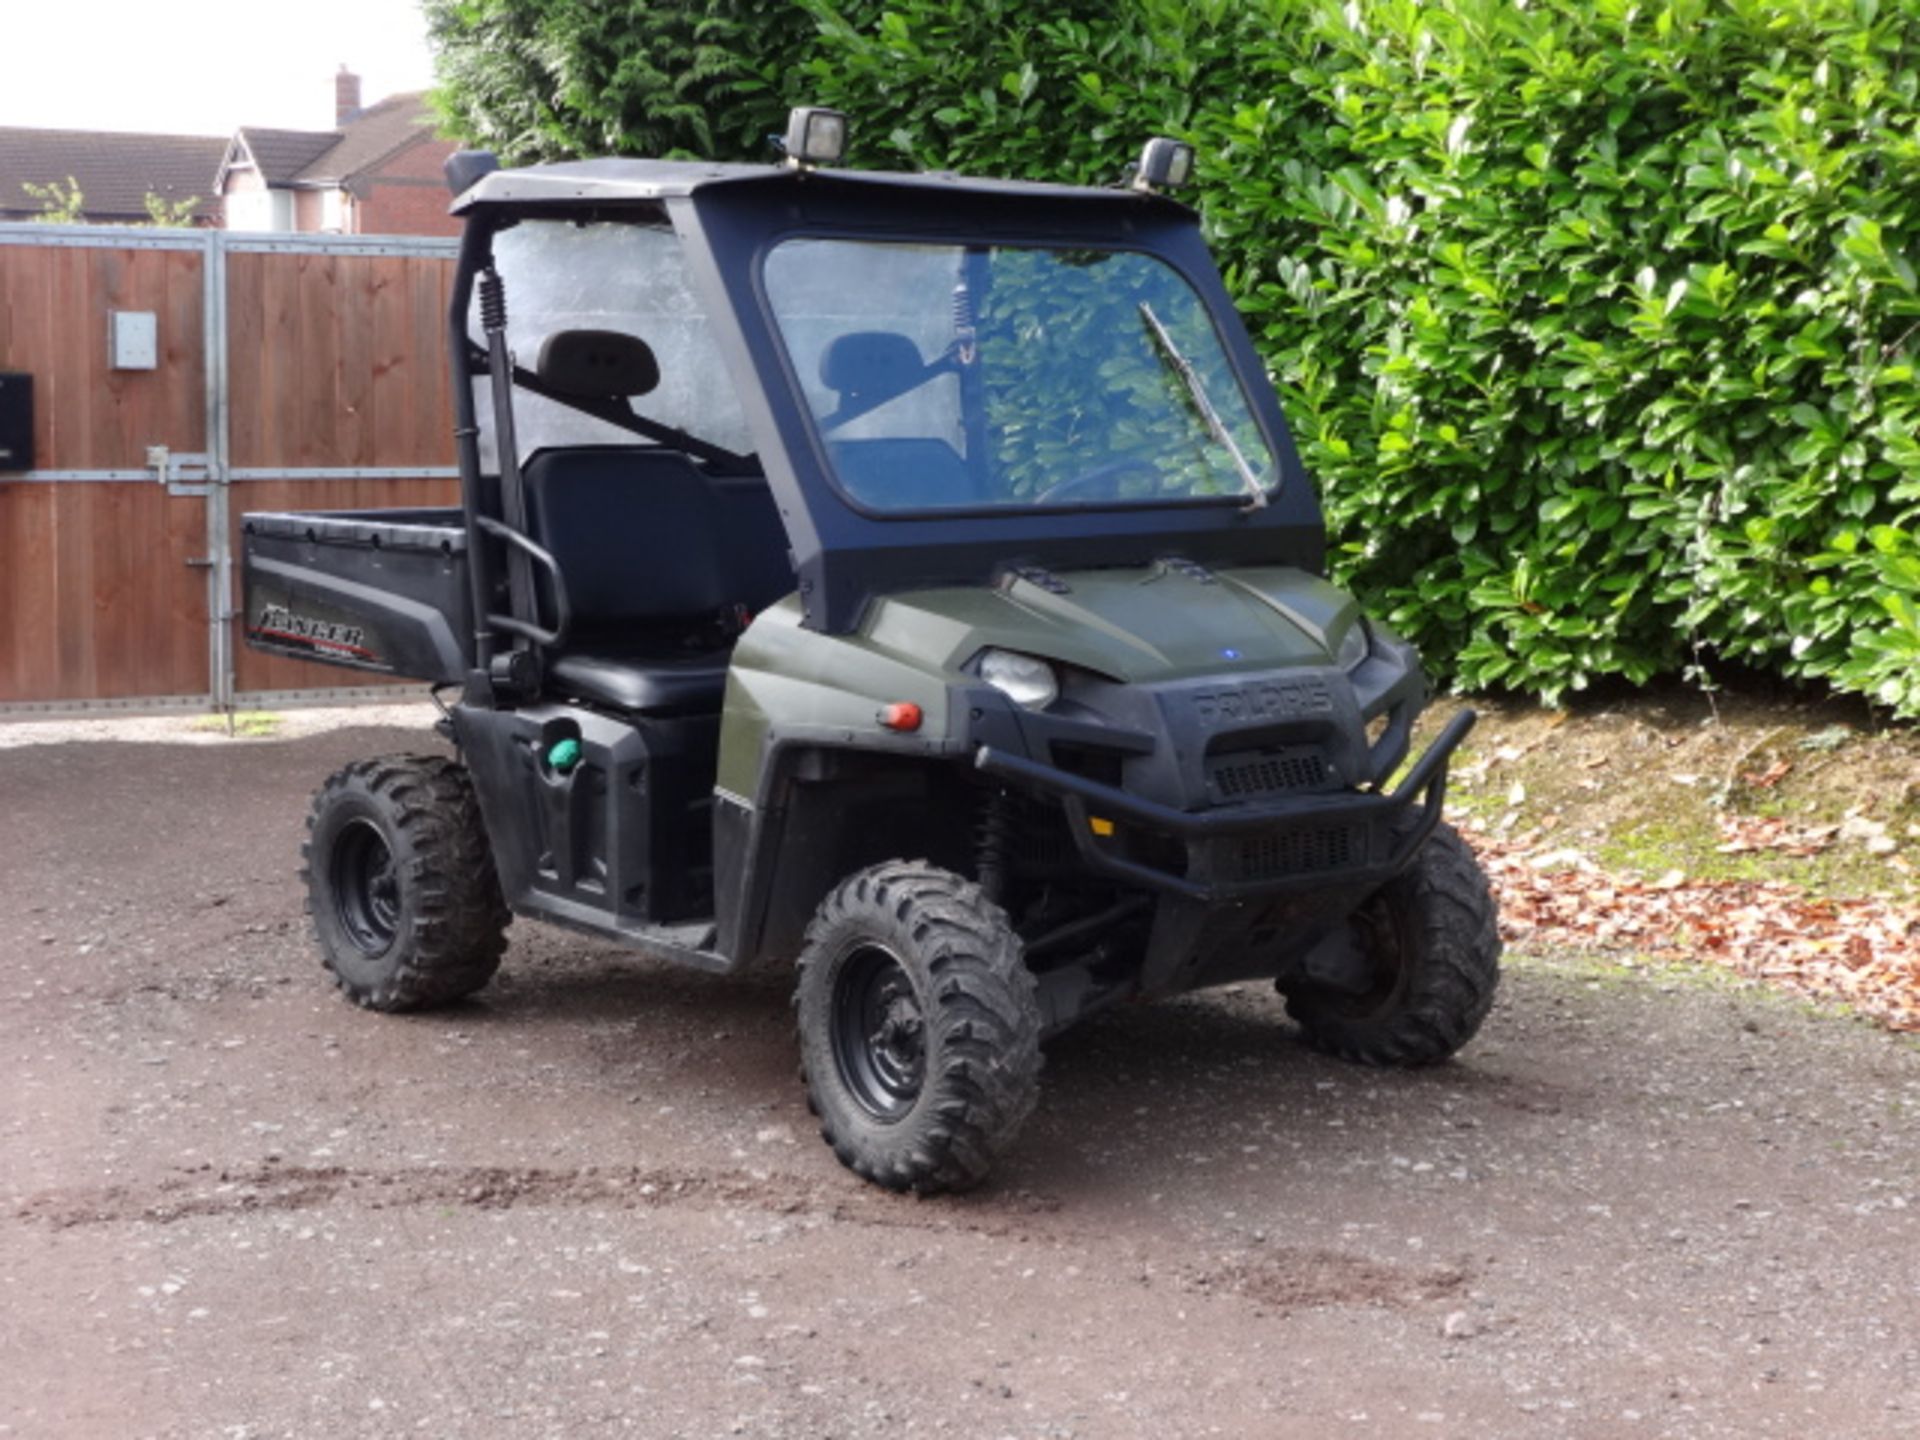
xmin=302 ymin=754 xmax=510 ymax=1011
xmin=796 ymin=862 xmax=1042 ymax=1193
xmin=1283 ymin=822 xmax=1500 ymax=1065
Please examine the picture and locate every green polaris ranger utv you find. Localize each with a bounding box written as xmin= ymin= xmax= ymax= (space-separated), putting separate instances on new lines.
xmin=241 ymin=111 xmax=1500 ymax=1194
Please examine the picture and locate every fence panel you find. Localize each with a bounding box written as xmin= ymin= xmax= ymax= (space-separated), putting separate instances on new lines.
xmin=223 ymin=241 xmax=459 ymax=699
xmin=0 ymin=232 xmax=213 ymax=707
xmin=0 ymin=227 xmax=460 ymax=711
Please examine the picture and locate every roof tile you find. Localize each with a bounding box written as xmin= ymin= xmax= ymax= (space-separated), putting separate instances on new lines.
xmin=295 ymin=94 xmax=440 ymax=184
xmin=0 ymin=127 xmax=226 ymax=221
xmin=234 ymin=128 xmax=341 ymax=183
xmin=228 ymin=94 xmax=442 ymax=191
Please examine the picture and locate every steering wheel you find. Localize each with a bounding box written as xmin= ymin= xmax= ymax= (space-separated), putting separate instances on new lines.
xmin=1034 ymin=457 xmax=1161 ymax=506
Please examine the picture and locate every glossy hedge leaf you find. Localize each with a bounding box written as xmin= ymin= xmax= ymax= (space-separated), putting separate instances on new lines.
xmin=426 ymin=0 xmax=1920 ymax=719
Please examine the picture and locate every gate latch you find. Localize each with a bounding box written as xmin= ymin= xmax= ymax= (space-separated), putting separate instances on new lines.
xmin=146 ymin=445 xmax=212 ymax=496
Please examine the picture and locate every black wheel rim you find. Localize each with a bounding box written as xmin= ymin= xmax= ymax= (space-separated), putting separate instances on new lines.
xmin=831 ymin=943 xmax=926 ymax=1121
xmin=1320 ymin=894 xmax=1412 ymax=1021
xmin=332 ymin=817 xmax=401 ymax=956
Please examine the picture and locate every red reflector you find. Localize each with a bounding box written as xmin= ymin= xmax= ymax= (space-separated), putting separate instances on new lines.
xmin=879 ymin=702 xmax=923 ymax=732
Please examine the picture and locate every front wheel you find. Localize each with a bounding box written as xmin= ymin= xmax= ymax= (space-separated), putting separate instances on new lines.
xmin=795 ymin=862 xmax=1042 ymax=1194
xmin=1282 ymin=822 xmax=1500 ymax=1066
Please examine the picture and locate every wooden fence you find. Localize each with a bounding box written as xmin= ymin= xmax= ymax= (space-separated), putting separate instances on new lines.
xmin=0 ymin=225 xmax=459 ymax=711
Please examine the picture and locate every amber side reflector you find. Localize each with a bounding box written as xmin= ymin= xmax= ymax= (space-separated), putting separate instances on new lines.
xmin=1088 ymin=816 xmax=1116 ymax=837
xmin=879 ymin=702 xmax=923 ymax=732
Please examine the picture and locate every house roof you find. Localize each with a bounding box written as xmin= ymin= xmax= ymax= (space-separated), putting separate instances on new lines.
xmin=298 ymin=94 xmax=437 ymax=184
xmin=232 ymin=128 xmax=340 ymax=183
xmin=222 ymin=94 xmax=441 ymax=193
xmin=0 ymin=126 xmax=226 ymax=221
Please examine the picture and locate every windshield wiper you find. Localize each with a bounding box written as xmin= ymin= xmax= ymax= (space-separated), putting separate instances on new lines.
xmin=1138 ymin=302 xmax=1268 ymax=511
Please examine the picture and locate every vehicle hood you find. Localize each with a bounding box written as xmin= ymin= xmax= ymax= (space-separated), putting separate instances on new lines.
xmin=862 ymin=562 xmax=1361 ymax=684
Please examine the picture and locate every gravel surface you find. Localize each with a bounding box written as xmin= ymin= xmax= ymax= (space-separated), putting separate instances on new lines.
xmin=4 ymin=721 xmax=1919 ymax=1438
xmin=0 ymin=703 xmax=438 ymax=751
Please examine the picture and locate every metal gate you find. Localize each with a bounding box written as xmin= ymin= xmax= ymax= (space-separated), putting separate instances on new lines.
xmin=0 ymin=224 xmax=459 ymax=714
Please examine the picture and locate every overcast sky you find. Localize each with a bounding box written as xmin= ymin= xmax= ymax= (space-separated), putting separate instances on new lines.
xmin=3 ymin=0 xmax=438 ymax=136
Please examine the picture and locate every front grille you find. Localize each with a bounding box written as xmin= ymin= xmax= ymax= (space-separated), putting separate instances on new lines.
xmin=1229 ymin=825 xmax=1361 ymax=881
xmin=1206 ymin=746 xmax=1333 ymax=802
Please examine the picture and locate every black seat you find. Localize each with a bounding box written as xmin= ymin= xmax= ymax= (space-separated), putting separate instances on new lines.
xmin=816 ymin=333 xmax=980 ymax=509
xmin=521 ymin=446 xmax=790 ymax=715
xmin=820 ymin=330 xmax=926 ymax=414
xmin=546 ymin=650 xmax=730 ymax=715
xmin=827 ymin=437 xmax=979 ymax=509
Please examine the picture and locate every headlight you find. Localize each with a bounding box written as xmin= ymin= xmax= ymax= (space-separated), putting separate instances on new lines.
xmin=979 ymin=649 xmax=1060 ymax=709
xmin=1336 ymin=617 xmax=1370 ymax=671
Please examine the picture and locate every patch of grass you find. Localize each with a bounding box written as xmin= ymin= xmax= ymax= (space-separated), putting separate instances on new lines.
xmin=188 ymin=711 xmax=283 ymax=739
xmin=1425 ymin=689 xmax=1918 ymax=907
xmin=1598 ymin=814 xmax=1899 ymax=902
xmin=1508 ymin=946 xmax=1748 ymax=995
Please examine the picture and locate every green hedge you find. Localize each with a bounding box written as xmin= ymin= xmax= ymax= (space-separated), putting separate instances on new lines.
xmin=427 ymin=0 xmax=1920 ymax=717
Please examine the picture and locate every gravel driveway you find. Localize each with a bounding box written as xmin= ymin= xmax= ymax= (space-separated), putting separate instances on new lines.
xmin=3 ymin=723 xmax=1918 ymax=1438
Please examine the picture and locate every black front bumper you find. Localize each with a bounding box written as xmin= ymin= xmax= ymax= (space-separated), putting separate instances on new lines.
xmin=975 ymin=709 xmax=1475 ymax=902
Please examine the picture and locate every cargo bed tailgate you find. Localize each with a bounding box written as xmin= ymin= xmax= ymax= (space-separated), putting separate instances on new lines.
xmin=241 ymin=508 xmax=472 ymax=684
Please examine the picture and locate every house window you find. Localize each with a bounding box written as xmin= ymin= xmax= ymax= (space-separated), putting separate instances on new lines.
xmin=227 ymin=188 xmax=293 ymax=232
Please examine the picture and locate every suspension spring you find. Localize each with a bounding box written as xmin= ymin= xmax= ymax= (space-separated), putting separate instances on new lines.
xmin=975 ymin=786 xmax=1015 ymax=907
xmin=478 ymin=267 xmax=507 ymax=334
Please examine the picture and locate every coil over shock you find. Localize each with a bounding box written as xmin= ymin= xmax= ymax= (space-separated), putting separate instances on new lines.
xmin=974 ymin=785 xmax=1015 ymax=907
xmin=478 ymin=266 xmax=508 ymax=333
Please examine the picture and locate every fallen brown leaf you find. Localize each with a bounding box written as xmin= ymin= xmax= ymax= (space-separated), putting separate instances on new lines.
xmin=1459 ymin=821 xmax=1920 ymax=1034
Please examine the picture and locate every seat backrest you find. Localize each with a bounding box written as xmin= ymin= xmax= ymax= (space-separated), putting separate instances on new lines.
xmin=820 ymin=330 xmax=925 ymax=413
xmin=826 ymin=437 xmax=980 ymax=510
xmin=710 ymin=478 xmax=795 ymax=613
xmin=522 ymin=447 xmax=791 ymax=639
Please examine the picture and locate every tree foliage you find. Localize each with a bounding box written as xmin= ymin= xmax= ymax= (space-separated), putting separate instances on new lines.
xmin=423 ymin=0 xmax=813 ymax=160
xmin=24 ymin=176 xmax=86 ymax=223
xmin=22 ymin=177 xmax=199 ymax=227
xmin=427 ymin=0 xmax=1920 ymax=718
xmin=142 ymin=193 xmax=201 ymax=228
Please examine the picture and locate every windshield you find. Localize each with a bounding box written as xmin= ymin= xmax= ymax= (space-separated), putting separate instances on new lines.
xmin=762 ymin=239 xmax=1278 ymax=513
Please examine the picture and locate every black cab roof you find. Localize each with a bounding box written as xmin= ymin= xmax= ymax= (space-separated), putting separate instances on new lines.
xmin=452 ymin=156 xmax=1184 ymax=212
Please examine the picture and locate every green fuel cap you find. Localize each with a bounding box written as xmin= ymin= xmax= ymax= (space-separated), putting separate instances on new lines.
xmin=548 ymin=737 xmax=582 ymax=773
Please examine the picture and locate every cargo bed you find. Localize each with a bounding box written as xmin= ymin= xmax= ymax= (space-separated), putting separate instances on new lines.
xmin=241 ymin=508 xmax=473 ymax=684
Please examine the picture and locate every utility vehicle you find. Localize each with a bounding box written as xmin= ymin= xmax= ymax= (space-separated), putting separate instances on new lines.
xmin=242 ymin=112 xmax=1501 ymax=1193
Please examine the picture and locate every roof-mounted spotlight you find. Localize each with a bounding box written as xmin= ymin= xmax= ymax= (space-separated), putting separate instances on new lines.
xmin=443 ymin=149 xmax=500 ymax=197
xmin=784 ymin=107 xmax=848 ymax=170
xmin=1131 ymin=137 xmax=1196 ymax=195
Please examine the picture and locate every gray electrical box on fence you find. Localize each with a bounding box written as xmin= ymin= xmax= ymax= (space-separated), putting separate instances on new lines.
xmin=0 ymin=373 xmax=31 ymax=471
xmin=109 ymin=311 xmax=158 ymax=370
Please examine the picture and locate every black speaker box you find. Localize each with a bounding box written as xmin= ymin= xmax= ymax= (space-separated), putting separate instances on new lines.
xmin=0 ymin=373 xmax=32 ymax=472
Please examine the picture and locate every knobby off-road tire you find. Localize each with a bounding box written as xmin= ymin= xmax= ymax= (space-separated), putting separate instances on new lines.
xmin=795 ymin=861 xmax=1043 ymax=1194
xmin=302 ymin=754 xmax=510 ymax=1012
xmin=1284 ymin=821 xmax=1500 ymax=1066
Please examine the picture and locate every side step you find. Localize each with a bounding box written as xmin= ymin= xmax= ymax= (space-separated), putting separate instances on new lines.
xmin=636 ymin=919 xmax=723 ymax=970
xmin=509 ymin=896 xmax=730 ymax=974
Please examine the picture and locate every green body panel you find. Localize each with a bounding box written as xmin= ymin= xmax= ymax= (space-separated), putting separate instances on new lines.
xmin=717 ymin=563 xmax=1361 ymax=802
xmin=716 ymin=597 xmax=958 ymax=800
